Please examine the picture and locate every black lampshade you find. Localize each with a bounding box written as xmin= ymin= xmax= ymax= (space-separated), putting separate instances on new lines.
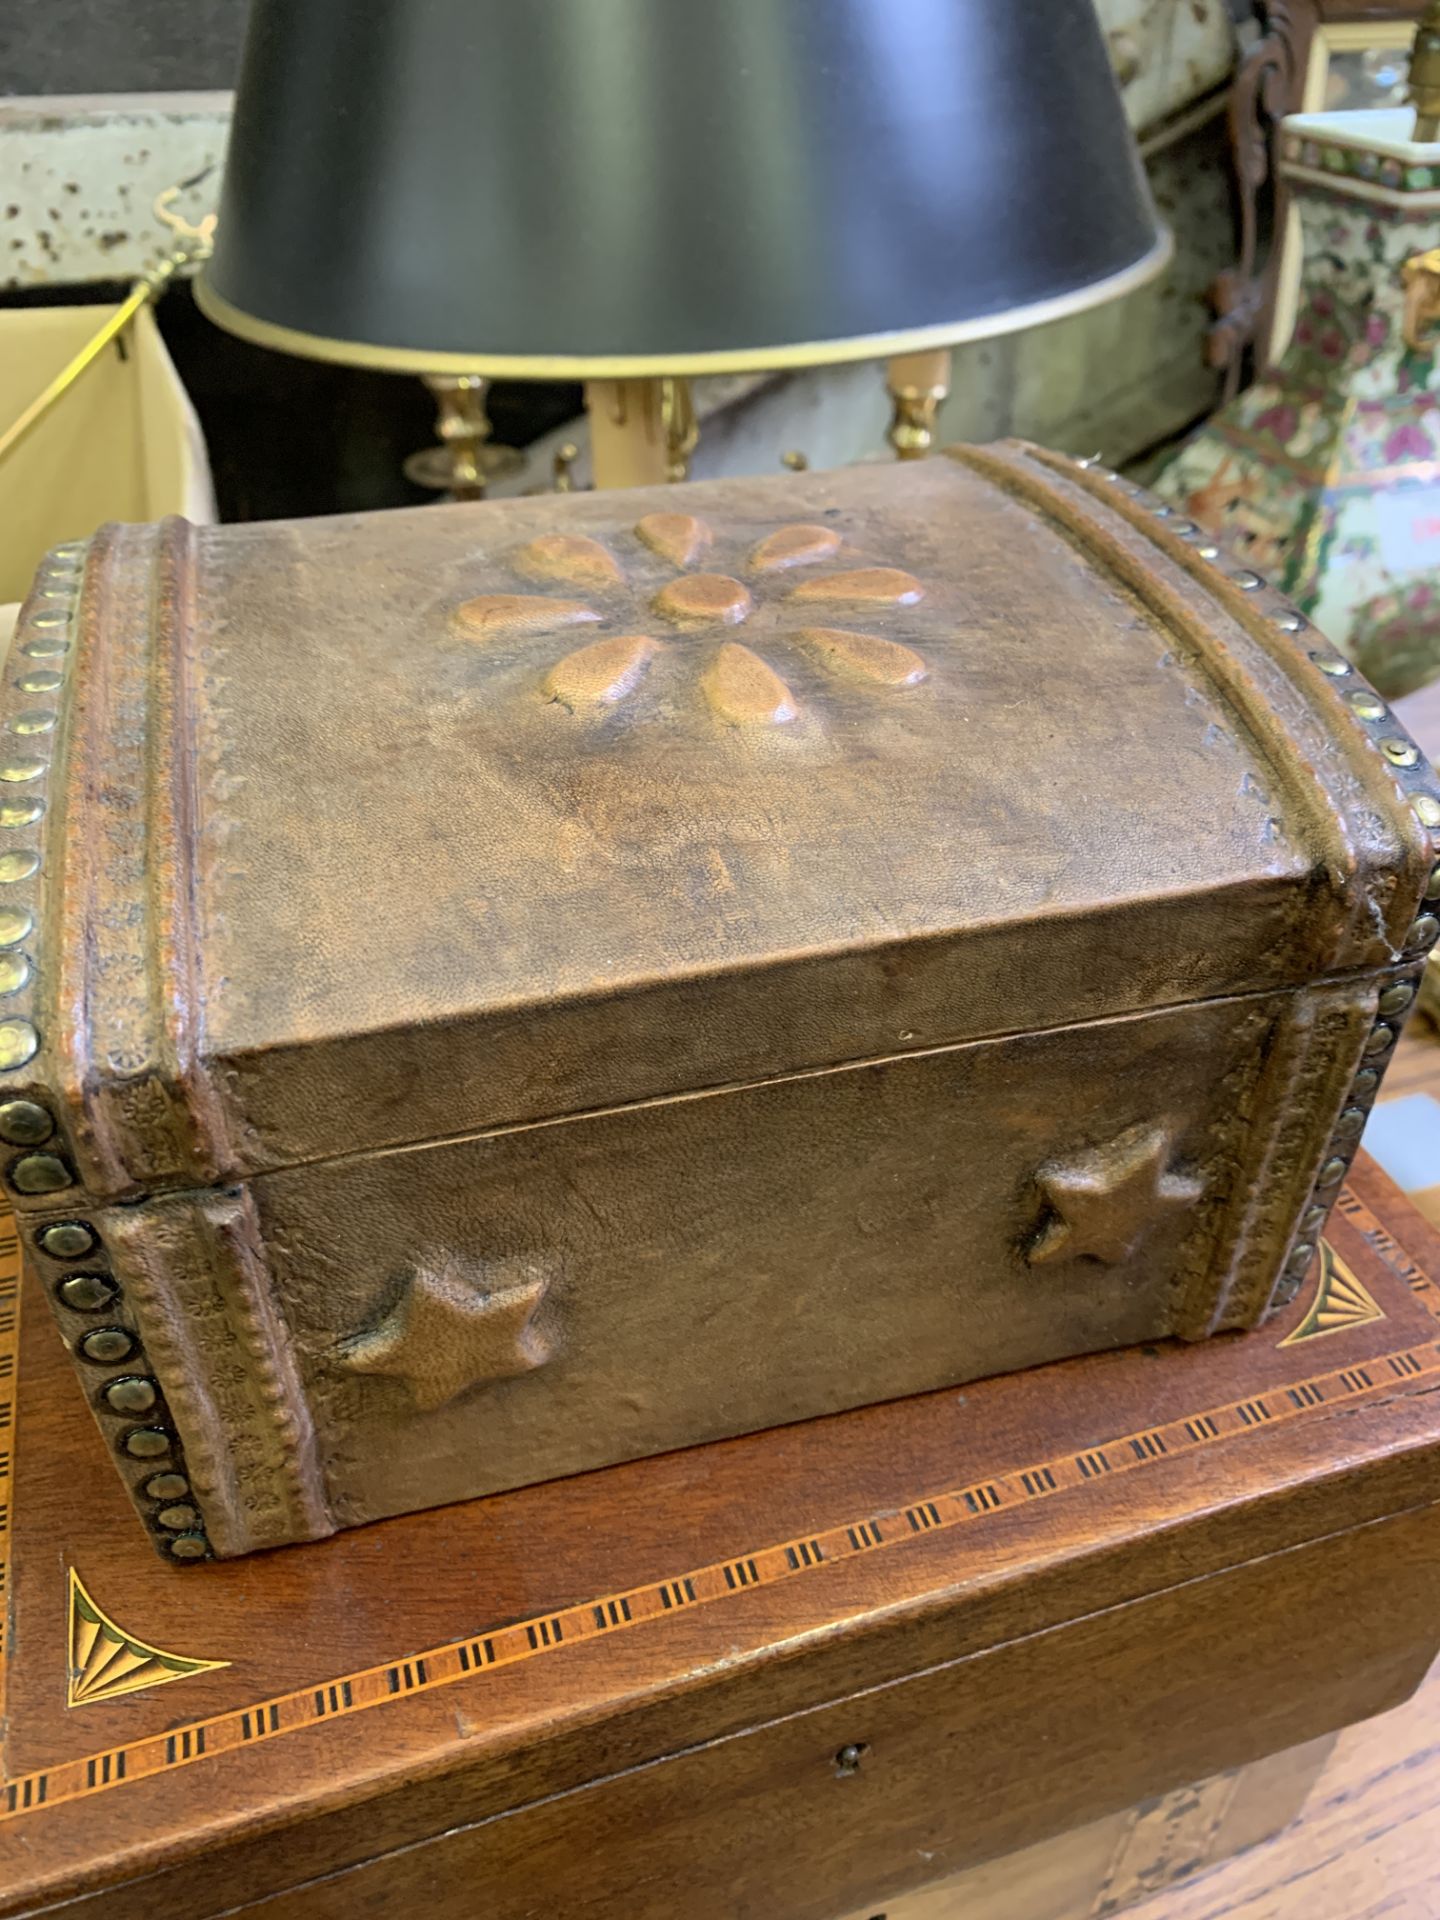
xmin=198 ymin=0 xmax=1169 ymax=377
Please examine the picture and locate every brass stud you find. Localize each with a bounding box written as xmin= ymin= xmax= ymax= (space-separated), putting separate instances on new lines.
xmin=1316 ymin=1156 xmax=1348 ymax=1187
xmin=80 ymin=1326 xmax=135 ymax=1365
xmin=16 ymin=671 xmax=62 ymax=694
xmin=143 ymin=1471 xmax=189 ymax=1501
xmin=0 ymin=1097 xmax=50 ymax=1144
xmin=0 ymin=1017 xmax=40 ymax=1069
xmin=122 ymin=1427 xmax=172 ymax=1459
xmin=1381 ymin=738 xmax=1421 ymax=767
xmin=1426 ymin=868 xmax=1440 ymax=902
xmin=41 ymin=1220 xmax=96 ymax=1259
xmin=1301 ymin=1204 xmax=1327 ymax=1234
xmin=8 ymin=711 xmax=55 ymax=737
xmin=157 ymin=1503 xmax=201 ymax=1531
xmin=104 ymin=1375 xmax=158 ymax=1415
xmin=10 ymin=1151 xmax=72 ymax=1193
xmin=1379 ymin=983 xmax=1415 ymax=1016
xmin=1172 ymin=520 xmax=1200 ymax=535
xmin=20 ymin=639 xmax=68 ymax=660
xmin=1333 ymin=1106 xmax=1367 ymax=1140
xmin=1351 ymin=1068 xmax=1381 ymax=1098
xmin=1233 ymin=570 xmax=1264 ymax=589
xmin=1272 ymin=1270 xmax=1303 ymax=1305
xmin=1409 ymin=915 xmax=1440 ymax=948
xmin=1197 ymin=544 xmax=1220 ymax=559
xmin=1152 ymin=504 xmax=1175 ymax=518
xmin=0 ymin=798 xmax=43 ymax=828
xmin=1274 ymin=612 xmax=1306 ymax=632
xmin=0 ymin=907 xmax=31 ymax=948
xmin=0 ymin=953 xmax=31 ymax=997
xmin=30 ymin=613 xmax=70 ymax=630
xmin=0 ymin=850 xmax=39 ymax=883
xmin=1362 ymin=1025 xmax=1396 ymax=1055
xmin=58 ymin=1271 xmax=116 ymax=1310
xmin=168 ymin=1533 xmax=209 ymax=1561
xmin=1415 ymin=794 xmax=1440 ymax=827
xmin=1348 ymin=691 xmax=1385 ymax=719
xmin=1287 ymin=1241 xmax=1316 ymax=1272
xmin=0 ymin=758 xmax=46 ymax=782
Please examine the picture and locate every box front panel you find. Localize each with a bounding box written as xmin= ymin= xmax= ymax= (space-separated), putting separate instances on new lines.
xmin=228 ymin=983 xmax=1367 ymax=1534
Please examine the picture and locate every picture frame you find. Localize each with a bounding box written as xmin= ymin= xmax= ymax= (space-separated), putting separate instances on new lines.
xmin=1267 ymin=14 xmax=1422 ymax=361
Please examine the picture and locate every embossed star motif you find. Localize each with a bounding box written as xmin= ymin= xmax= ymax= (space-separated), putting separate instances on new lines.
xmin=339 ymin=1256 xmax=553 ymax=1412
xmin=449 ymin=511 xmax=934 ymax=730
xmin=1027 ymin=1124 xmax=1201 ymax=1267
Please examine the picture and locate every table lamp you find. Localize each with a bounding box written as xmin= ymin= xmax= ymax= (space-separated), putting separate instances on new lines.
xmin=198 ymin=0 xmax=1169 ymax=489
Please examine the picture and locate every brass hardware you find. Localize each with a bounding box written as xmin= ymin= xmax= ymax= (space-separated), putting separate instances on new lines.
xmin=121 ymin=1427 xmax=172 ymax=1459
xmin=0 ymin=800 xmax=43 ymax=828
xmin=0 ymin=187 xmax=216 ymax=470
xmin=80 ymin=1328 xmax=136 ymax=1365
xmin=158 ymin=1503 xmax=201 ymax=1531
xmin=0 ymin=908 xmax=33 ymax=946
xmin=16 ymin=671 xmax=62 ymax=694
xmin=168 ymin=1534 xmax=210 ymax=1560
xmin=58 ymin=1272 xmax=117 ymax=1310
xmin=0 ymin=1017 xmax=39 ymax=1069
xmin=1348 ymin=692 xmax=1385 ymax=718
xmin=660 ymin=376 xmax=699 ymax=484
xmin=1416 ymin=794 xmax=1440 ymax=826
xmin=0 ymin=954 xmax=32 ymax=996
xmin=1411 ymin=915 xmax=1440 ymax=946
xmin=585 ymin=377 xmax=698 ymax=489
xmin=104 ymin=1376 xmax=159 ymax=1415
xmin=10 ymin=1151 xmax=73 ymax=1193
xmin=552 ymin=441 xmax=580 ymax=492
xmin=144 ymin=1473 xmax=190 ymax=1501
xmin=1382 ymin=738 xmax=1421 ymax=766
xmin=1316 ymin=1157 xmax=1348 ymax=1186
xmin=403 ymin=374 xmax=523 ymax=501
xmin=0 ymin=1097 xmax=49 ymax=1143
xmin=885 ymin=349 xmax=952 ymax=460
xmin=1379 ymin=983 xmax=1415 ymax=1015
xmin=1410 ymin=1 xmax=1440 ymax=141
xmin=781 ymin=450 xmax=810 ymax=472
xmin=0 ymin=851 xmax=39 ymax=883
xmin=1362 ymin=1025 xmax=1396 ymax=1054
xmin=42 ymin=1221 xmax=97 ymax=1260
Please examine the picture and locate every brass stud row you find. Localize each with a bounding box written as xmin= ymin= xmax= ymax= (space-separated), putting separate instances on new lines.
xmin=0 ymin=541 xmax=80 ymax=1202
xmin=1071 ymin=460 xmax=1440 ymax=1310
xmin=35 ymin=1212 xmax=211 ymax=1560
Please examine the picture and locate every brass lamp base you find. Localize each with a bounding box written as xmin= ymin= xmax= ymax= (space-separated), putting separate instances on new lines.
xmin=886 ymin=349 xmax=953 ymax=460
xmin=405 ymin=374 xmax=522 ymax=501
xmin=585 ymin=378 xmax=698 ymax=489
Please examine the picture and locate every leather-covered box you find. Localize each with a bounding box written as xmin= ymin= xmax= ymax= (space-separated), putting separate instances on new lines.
xmin=2 ymin=442 xmax=1436 ymax=1559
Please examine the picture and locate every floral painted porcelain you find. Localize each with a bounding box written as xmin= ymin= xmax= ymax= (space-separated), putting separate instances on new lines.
xmin=1159 ymin=109 xmax=1440 ymax=698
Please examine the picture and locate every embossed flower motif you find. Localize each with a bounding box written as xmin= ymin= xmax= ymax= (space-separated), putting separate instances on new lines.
xmin=450 ymin=511 xmax=931 ymax=729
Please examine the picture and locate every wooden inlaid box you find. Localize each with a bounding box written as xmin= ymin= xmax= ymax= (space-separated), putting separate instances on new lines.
xmin=2 ymin=443 xmax=1438 ymax=1558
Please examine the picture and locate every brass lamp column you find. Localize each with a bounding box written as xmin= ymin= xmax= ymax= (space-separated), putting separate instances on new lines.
xmin=198 ymin=0 xmax=1169 ymax=489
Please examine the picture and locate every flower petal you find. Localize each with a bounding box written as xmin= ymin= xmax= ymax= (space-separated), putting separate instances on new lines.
xmin=749 ymin=523 xmax=841 ymax=572
xmin=453 ymin=595 xmax=602 ymax=638
xmin=701 ymin=642 xmax=798 ymax=727
xmin=797 ymin=626 xmax=928 ymax=688
xmin=654 ymin=573 xmax=753 ymax=627
xmin=543 ymin=634 xmax=659 ymax=709
xmin=635 ymin=512 xmax=713 ymax=568
xmin=787 ymin=568 xmax=925 ymax=608
xmin=516 ymin=534 xmax=624 ymax=589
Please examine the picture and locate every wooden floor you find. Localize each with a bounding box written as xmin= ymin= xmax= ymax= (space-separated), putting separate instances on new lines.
xmin=1125 ymin=1664 xmax=1440 ymax=1920
xmin=1130 ymin=1018 xmax=1440 ymax=1920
